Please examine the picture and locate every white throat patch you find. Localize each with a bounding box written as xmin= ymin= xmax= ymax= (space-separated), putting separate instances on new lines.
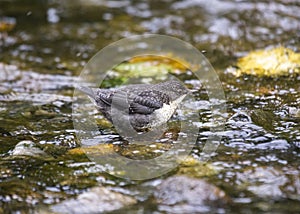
xmin=149 ymin=94 xmax=187 ymax=128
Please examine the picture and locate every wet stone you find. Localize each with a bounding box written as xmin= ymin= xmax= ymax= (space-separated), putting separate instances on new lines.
xmin=10 ymin=140 xmax=49 ymax=157
xmin=227 ymin=47 xmax=300 ymax=77
xmin=176 ymin=156 xmax=217 ymax=178
xmin=50 ymin=186 xmax=137 ymax=214
xmin=154 ymin=175 xmax=229 ymax=213
xmin=237 ymin=166 xmax=300 ymax=200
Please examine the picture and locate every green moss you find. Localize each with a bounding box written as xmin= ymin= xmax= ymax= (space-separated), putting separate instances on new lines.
xmin=100 ymin=55 xmax=190 ymax=87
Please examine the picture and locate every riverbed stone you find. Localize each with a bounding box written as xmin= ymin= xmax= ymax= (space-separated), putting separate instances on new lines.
xmin=176 ymin=156 xmax=217 ymax=178
xmin=237 ymin=166 xmax=300 ymax=200
xmin=226 ymin=47 xmax=300 ymax=77
xmin=10 ymin=140 xmax=48 ymax=157
xmin=50 ymin=186 xmax=137 ymax=214
xmin=154 ymin=175 xmax=229 ymax=213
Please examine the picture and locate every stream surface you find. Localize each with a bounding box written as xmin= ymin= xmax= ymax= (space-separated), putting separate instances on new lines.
xmin=0 ymin=0 xmax=300 ymax=213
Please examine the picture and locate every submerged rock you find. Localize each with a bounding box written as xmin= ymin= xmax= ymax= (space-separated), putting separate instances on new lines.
xmin=237 ymin=166 xmax=300 ymax=200
xmin=226 ymin=47 xmax=300 ymax=77
xmin=50 ymin=186 xmax=136 ymax=214
xmin=176 ymin=156 xmax=217 ymax=178
xmin=154 ymin=175 xmax=229 ymax=213
xmin=250 ymin=109 xmax=277 ymax=132
xmin=10 ymin=140 xmax=49 ymax=157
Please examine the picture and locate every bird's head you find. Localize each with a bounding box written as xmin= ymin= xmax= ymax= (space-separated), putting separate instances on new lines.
xmin=159 ymin=80 xmax=190 ymax=100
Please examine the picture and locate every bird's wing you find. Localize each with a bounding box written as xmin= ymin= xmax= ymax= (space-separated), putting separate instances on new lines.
xmin=129 ymin=90 xmax=170 ymax=114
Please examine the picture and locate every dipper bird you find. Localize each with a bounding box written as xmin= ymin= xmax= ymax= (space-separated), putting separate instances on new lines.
xmin=78 ymin=80 xmax=189 ymax=131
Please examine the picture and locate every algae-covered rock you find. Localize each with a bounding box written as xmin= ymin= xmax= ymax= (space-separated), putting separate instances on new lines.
xmin=101 ymin=55 xmax=191 ymax=87
xmin=67 ymin=142 xmax=172 ymax=161
xmin=114 ymin=55 xmax=190 ymax=78
xmin=250 ymin=109 xmax=277 ymax=132
xmin=227 ymin=47 xmax=300 ymax=77
xmin=177 ymin=156 xmax=217 ymax=178
xmin=114 ymin=61 xmax=172 ymax=80
xmin=0 ymin=17 xmax=16 ymax=32
xmin=67 ymin=144 xmax=115 ymax=157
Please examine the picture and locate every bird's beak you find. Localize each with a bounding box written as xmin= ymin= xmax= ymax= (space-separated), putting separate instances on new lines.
xmin=77 ymin=86 xmax=95 ymax=99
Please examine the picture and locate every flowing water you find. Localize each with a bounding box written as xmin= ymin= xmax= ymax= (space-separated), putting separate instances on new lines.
xmin=0 ymin=0 xmax=299 ymax=213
